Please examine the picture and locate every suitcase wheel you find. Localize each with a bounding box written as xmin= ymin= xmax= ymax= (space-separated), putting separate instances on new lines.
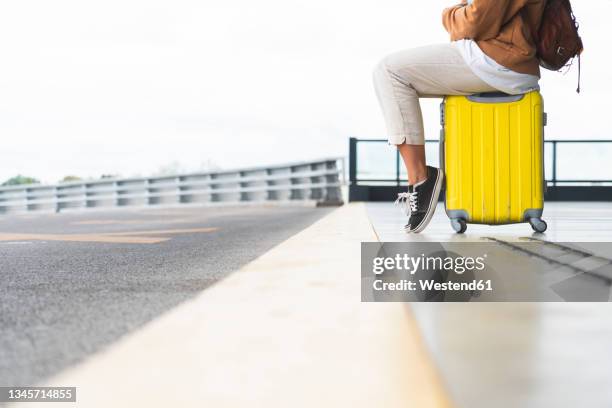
xmin=529 ymin=218 xmax=547 ymax=233
xmin=451 ymin=218 xmax=467 ymax=234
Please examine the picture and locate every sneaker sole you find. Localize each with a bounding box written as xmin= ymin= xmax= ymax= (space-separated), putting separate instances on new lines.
xmin=406 ymin=169 xmax=444 ymax=234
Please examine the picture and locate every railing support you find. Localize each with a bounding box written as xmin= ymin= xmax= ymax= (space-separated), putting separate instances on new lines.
xmin=552 ymin=141 xmax=557 ymax=187
xmin=349 ymin=138 xmax=612 ymax=202
xmin=0 ymin=159 xmax=345 ymax=214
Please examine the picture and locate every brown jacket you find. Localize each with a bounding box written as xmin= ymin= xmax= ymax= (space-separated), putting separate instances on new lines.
xmin=442 ymin=0 xmax=546 ymax=76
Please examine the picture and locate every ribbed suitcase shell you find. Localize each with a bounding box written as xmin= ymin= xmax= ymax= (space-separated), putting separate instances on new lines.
xmin=441 ymin=91 xmax=545 ymax=225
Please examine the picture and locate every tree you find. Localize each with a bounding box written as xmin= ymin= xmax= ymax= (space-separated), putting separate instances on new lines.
xmin=1 ymin=175 xmax=40 ymax=186
xmin=59 ymin=175 xmax=82 ymax=183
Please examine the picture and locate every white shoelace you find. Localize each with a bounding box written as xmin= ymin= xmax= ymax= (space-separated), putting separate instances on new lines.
xmin=394 ymin=191 xmax=418 ymax=215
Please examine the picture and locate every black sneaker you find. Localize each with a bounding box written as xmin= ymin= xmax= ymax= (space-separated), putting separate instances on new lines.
xmin=395 ymin=166 xmax=444 ymax=233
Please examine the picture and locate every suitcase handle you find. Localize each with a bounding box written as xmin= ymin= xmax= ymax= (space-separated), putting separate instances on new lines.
xmin=467 ymin=92 xmax=525 ymax=103
xmin=439 ymin=102 xmax=445 ymax=169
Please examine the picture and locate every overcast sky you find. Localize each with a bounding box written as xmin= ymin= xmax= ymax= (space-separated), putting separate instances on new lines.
xmin=0 ymin=0 xmax=609 ymax=183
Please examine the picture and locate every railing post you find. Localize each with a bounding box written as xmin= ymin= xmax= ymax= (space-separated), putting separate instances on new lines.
xmin=145 ymin=179 xmax=151 ymax=206
xmin=54 ymin=186 xmax=60 ymax=213
xmin=552 ymin=141 xmax=557 ymax=187
xmin=113 ymin=181 xmax=119 ymax=207
xmin=348 ymin=138 xmax=357 ymax=185
xmin=265 ymin=168 xmax=272 ymax=201
xmin=324 ymin=159 xmax=342 ymax=204
xmin=82 ymin=183 xmax=87 ymax=209
xmin=176 ymin=176 xmax=182 ymax=204
xmin=25 ymin=186 xmax=31 ymax=212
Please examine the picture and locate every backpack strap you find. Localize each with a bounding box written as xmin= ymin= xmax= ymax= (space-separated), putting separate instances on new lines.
xmin=576 ymin=54 xmax=581 ymax=93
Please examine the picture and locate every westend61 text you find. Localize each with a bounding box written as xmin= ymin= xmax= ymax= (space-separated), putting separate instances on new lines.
xmin=373 ymin=279 xmax=493 ymax=292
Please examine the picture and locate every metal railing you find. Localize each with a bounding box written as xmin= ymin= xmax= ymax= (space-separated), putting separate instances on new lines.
xmin=0 ymin=158 xmax=345 ymax=214
xmin=349 ymin=138 xmax=612 ymax=201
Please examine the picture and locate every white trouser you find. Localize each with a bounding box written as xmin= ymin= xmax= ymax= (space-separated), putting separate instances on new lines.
xmin=373 ymin=43 xmax=497 ymax=145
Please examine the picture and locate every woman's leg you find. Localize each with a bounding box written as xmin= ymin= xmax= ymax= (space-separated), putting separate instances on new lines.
xmin=398 ymin=144 xmax=427 ymax=186
xmin=372 ymin=43 xmax=496 ymax=232
xmin=373 ymin=43 xmax=496 ymax=182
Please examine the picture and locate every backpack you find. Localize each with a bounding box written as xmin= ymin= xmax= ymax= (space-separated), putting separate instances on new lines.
xmin=536 ymin=0 xmax=584 ymax=92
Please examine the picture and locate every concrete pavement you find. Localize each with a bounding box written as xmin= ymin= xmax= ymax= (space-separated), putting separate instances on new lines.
xmin=368 ymin=201 xmax=612 ymax=408
xmin=15 ymin=203 xmax=453 ymax=408
xmin=0 ymin=205 xmax=332 ymax=387
xmin=3 ymin=201 xmax=612 ymax=407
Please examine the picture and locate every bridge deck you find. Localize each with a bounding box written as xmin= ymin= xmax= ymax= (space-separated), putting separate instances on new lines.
xmin=367 ymin=202 xmax=612 ymax=408
xmin=3 ymin=202 xmax=612 ymax=407
xmin=366 ymin=201 xmax=612 ymax=242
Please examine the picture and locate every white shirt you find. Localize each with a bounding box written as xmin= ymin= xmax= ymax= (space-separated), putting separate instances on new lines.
xmin=453 ymin=39 xmax=540 ymax=95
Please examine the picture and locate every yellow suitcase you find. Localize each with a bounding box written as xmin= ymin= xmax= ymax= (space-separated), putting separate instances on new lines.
xmin=440 ymin=91 xmax=547 ymax=233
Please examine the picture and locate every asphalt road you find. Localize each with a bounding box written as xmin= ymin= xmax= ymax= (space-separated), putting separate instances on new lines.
xmin=0 ymin=205 xmax=332 ymax=386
